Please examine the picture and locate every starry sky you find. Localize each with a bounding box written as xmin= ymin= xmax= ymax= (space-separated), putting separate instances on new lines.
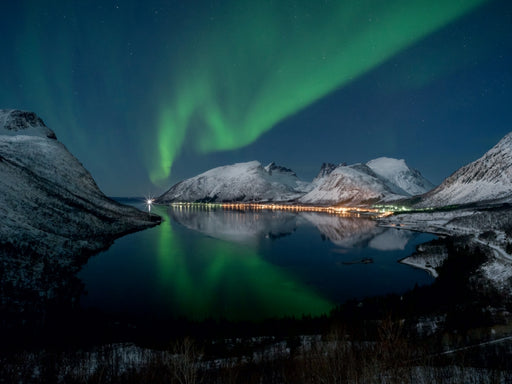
xmin=1 ymin=0 xmax=511 ymax=196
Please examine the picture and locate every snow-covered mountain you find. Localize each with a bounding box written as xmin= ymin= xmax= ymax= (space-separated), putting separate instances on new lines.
xmin=156 ymin=161 xmax=307 ymax=203
xmin=158 ymin=157 xmax=434 ymax=206
xmin=300 ymin=158 xmax=433 ymax=206
xmin=417 ymin=132 xmax=512 ymax=207
xmin=0 ymin=109 xmax=159 ymax=260
xmin=298 ymin=163 xmax=401 ymax=206
xmin=366 ymin=157 xmax=434 ymax=196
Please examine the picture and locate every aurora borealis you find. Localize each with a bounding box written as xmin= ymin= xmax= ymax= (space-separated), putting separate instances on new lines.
xmin=1 ymin=0 xmax=511 ymax=195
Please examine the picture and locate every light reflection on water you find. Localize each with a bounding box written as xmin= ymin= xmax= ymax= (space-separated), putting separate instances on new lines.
xmin=78 ymin=203 xmax=434 ymax=321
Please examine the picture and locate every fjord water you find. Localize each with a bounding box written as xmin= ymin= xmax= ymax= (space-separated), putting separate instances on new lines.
xmin=78 ymin=202 xmax=434 ymax=321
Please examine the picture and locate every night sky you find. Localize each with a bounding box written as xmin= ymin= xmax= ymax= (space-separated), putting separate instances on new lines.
xmin=1 ymin=0 xmax=511 ymax=196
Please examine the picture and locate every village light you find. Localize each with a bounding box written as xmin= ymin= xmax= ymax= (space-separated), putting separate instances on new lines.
xmin=146 ymin=198 xmax=154 ymax=213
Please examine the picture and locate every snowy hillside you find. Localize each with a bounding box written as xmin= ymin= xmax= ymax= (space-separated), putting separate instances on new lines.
xmin=156 ymin=161 xmax=307 ymax=203
xmin=0 ymin=109 xmax=159 ymax=260
xmin=417 ymin=132 xmax=512 ymax=207
xmin=298 ymin=163 xmax=405 ymax=206
xmin=366 ymin=157 xmax=434 ymax=196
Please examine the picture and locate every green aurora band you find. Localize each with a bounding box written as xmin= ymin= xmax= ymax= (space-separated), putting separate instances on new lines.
xmin=149 ymin=0 xmax=487 ymax=183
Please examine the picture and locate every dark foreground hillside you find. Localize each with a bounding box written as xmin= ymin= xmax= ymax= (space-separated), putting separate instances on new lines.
xmin=2 ymin=237 xmax=512 ymax=383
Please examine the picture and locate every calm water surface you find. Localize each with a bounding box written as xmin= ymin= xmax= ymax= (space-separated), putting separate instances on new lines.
xmin=78 ymin=201 xmax=435 ymax=321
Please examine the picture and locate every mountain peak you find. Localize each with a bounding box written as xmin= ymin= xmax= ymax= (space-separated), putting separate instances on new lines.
xmin=264 ymin=161 xmax=297 ymax=177
xmin=486 ymin=131 xmax=512 ymax=157
xmin=367 ymin=157 xmax=434 ymax=196
xmin=315 ymin=162 xmax=339 ymax=179
xmin=367 ymin=157 xmax=407 ymax=169
xmin=0 ymin=109 xmax=57 ymax=139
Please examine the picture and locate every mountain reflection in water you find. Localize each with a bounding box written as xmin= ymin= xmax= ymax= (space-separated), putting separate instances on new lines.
xmin=78 ymin=204 xmax=434 ymax=321
xmin=169 ymin=205 xmax=412 ymax=251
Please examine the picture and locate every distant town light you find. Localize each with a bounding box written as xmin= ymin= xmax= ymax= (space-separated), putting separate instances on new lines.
xmin=145 ymin=197 xmax=154 ymax=213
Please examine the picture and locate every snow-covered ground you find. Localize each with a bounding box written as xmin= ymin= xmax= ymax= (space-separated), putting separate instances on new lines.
xmin=380 ymin=206 xmax=512 ymax=290
xmin=480 ymin=259 xmax=512 ymax=293
xmin=4 ymin=338 xmax=512 ymax=384
xmin=399 ymin=245 xmax=448 ymax=278
xmin=379 ymin=209 xmax=477 ymax=236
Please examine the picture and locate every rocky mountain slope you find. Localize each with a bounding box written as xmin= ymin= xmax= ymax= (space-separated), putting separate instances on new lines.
xmin=0 ymin=109 xmax=159 ymax=260
xmin=156 ymin=161 xmax=308 ymax=203
xmin=416 ymin=132 xmax=512 ymax=207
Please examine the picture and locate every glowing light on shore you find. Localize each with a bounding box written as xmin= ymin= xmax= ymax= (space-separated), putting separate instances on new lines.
xmin=169 ymin=202 xmax=394 ymax=218
xmin=145 ymin=197 xmax=154 ymax=213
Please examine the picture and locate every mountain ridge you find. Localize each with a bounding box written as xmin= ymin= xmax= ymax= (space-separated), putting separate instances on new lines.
xmin=158 ymin=131 xmax=512 ymax=208
xmin=415 ymin=132 xmax=512 ymax=208
xmin=157 ymin=157 xmax=434 ymax=206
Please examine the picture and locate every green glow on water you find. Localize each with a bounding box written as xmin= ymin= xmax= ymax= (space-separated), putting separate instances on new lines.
xmin=149 ymin=0 xmax=487 ymax=183
xmin=154 ymin=206 xmax=332 ymax=320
